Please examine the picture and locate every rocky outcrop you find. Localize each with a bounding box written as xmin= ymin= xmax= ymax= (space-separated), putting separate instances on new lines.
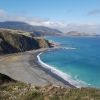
xmin=0 ymin=73 xmax=16 ymax=85
xmin=0 ymin=29 xmax=50 ymax=54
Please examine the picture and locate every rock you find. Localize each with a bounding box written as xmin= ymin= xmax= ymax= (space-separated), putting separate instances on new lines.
xmin=0 ymin=73 xmax=16 ymax=85
xmin=0 ymin=29 xmax=50 ymax=54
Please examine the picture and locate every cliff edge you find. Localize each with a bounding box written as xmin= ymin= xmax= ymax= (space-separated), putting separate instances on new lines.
xmin=0 ymin=29 xmax=50 ymax=54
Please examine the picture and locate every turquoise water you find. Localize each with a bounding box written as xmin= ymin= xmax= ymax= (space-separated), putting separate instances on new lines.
xmin=40 ymin=36 xmax=100 ymax=88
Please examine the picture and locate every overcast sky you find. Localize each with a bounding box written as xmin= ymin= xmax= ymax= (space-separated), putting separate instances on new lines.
xmin=0 ymin=0 xmax=100 ymax=33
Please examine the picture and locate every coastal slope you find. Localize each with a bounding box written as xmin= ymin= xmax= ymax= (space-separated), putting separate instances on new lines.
xmin=0 ymin=73 xmax=100 ymax=100
xmin=0 ymin=28 xmax=70 ymax=87
xmin=0 ymin=29 xmax=50 ymax=55
xmin=0 ymin=29 xmax=100 ymax=100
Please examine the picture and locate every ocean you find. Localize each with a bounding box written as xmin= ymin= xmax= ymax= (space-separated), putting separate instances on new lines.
xmin=38 ymin=36 xmax=100 ymax=88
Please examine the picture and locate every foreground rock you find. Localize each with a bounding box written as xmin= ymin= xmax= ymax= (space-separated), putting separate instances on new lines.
xmin=0 ymin=73 xmax=16 ymax=85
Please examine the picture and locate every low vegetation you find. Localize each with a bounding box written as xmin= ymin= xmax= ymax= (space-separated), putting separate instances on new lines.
xmin=0 ymin=73 xmax=100 ymax=100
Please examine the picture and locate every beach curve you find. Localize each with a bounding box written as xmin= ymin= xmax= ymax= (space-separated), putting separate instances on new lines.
xmin=0 ymin=48 xmax=76 ymax=88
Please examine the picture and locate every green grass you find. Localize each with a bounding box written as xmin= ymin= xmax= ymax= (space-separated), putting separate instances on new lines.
xmin=21 ymin=91 xmax=44 ymax=100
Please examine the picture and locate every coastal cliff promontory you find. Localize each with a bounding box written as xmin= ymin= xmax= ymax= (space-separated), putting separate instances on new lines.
xmin=0 ymin=29 xmax=50 ymax=54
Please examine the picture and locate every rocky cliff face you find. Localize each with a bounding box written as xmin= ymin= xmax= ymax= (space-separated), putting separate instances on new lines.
xmin=0 ymin=29 xmax=50 ymax=54
xmin=0 ymin=73 xmax=16 ymax=85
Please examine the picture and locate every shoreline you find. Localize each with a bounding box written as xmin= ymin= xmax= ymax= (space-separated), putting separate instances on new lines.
xmin=33 ymin=48 xmax=76 ymax=88
xmin=0 ymin=48 xmax=76 ymax=88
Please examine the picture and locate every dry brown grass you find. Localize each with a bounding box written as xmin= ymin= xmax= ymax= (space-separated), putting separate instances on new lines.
xmin=0 ymin=82 xmax=100 ymax=100
xmin=0 ymin=73 xmax=100 ymax=100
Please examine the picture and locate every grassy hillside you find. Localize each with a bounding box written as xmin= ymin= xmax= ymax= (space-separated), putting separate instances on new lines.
xmin=0 ymin=73 xmax=100 ymax=100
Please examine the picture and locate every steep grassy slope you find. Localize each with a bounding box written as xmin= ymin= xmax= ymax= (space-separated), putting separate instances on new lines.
xmin=0 ymin=29 xmax=50 ymax=54
xmin=0 ymin=73 xmax=100 ymax=100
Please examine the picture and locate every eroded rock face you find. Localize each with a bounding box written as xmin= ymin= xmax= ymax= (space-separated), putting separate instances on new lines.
xmin=0 ymin=29 xmax=50 ymax=54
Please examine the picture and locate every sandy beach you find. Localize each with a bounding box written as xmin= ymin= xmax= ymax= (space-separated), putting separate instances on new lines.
xmin=0 ymin=48 xmax=75 ymax=88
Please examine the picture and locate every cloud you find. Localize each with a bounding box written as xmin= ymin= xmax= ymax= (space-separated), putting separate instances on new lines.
xmin=0 ymin=9 xmax=6 ymax=17
xmin=0 ymin=10 xmax=66 ymax=29
xmin=60 ymin=24 xmax=100 ymax=33
xmin=87 ymin=9 xmax=100 ymax=16
xmin=0 ymin=9 xmax=100 ymax=34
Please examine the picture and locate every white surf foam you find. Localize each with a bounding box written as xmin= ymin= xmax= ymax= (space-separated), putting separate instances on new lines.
xmin=61 ymin=47 xmax=77 ymax=50
xmin=37 ymin=52 xmax=88 ymax=88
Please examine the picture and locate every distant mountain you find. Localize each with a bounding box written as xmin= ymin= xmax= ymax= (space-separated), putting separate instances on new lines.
xmin=64 ymin=31 xmax=97 ymax=36
xmin=0 ymin=21 xmax=62 ymax=36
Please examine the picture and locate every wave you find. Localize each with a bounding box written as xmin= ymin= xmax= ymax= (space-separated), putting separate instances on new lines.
xmin=37 ymin=52 xmax=88 ymax=88
xmin=61 ymin=47 xmax=77 ymax=50
xmin=48 ymin=47 xmax=77 ymax=51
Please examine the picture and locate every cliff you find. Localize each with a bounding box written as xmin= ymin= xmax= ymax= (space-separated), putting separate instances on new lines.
xmin=0 ymin=29 xmax=50 ymax=54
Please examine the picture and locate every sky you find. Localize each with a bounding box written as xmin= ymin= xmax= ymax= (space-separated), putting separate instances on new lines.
xmin=0 ymin=0 xmax=100 ymax=33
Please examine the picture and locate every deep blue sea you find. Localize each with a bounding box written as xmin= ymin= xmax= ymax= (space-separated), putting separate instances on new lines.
xmin=39 ymin=36 xmax=100 ymax=88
